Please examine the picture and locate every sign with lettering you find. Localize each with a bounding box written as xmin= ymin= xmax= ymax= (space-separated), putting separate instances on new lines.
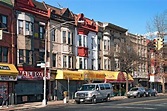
xmin=18 ymin=70 xmax=50 ymax=80
xmin=0 ymin=30 xmax=2 ymax=40
xmin=0 ymin=65 xmax=10 ymax=70
xmin=0 ymin=75 xmax=17 ymax=81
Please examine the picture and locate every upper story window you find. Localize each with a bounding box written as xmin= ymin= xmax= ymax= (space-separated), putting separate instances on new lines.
xmin=91 ymin=38 xmax=94 ymax=49
xmin=104 ymin=59 xmax=107 ymax=69
xmin=0 ymin=46 xmax=8 ymax=63
xmin=83 ymin=36 xmax=85 ymax=47
xmin=0 ymin=15 xmax=8 ymax=31
xmin=52 ymin=29 xmax=55 ymax=41
xmin=39 ymin=25 xmax=45 ymax=39
xmin=79 ymin=35 xmax=82 ymax=46
xmin=53 ymin=54 xmax=56 ymax=67
xmin=79 ymin=58 xmax=82 ymax=69
xmin=104 ymin=40 xmax=107 ymax=50
xmin=68 ymin=56 xmax=72 ymax=68
xmin=39 ymin=52 xmax=44 ymax=62
xmin=108 ymin=40 xmax=110 ymax=50
xmin=26 ymin=21 xmax=30 ymax=31
xmin=19 ymin=49 xmax=24 ymax=64
xmin=68 ymin=31 xmax=71 ymax=44
xmin=25 ymin=21 xmax=33 ymax=32
xmin=84 ymin=58 xmax=87 ymax=69
xmin=98 ymin=38 xmax=100 ymax=50
xmin=63 ymin=31 xmax=66 ymax=43
xmin=18 ymin=20 xmax=23 ymax=34
xmin=63 ymin=55 xmax=67 ymax=68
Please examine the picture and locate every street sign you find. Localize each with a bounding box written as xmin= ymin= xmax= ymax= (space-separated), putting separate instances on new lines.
xmin=37 ymin=63 xmax=45 ymax=68
xmin=0 ymin=30 xmax=2 ymax=40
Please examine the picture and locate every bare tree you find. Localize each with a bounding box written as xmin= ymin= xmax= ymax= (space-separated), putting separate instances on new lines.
xmin=146 ymin=11 xmax=167 ymax=93
xmin=110 ymin=34 xmax=142 ymax=95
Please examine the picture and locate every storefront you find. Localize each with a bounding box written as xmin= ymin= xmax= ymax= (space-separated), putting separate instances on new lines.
xmin=103 ymin=71 xmax=134 ymax=96
xmin=15 ymin=66 xmax=50 ymax=103
xmin=54 ymin=70 xmax=84 ymax=100
xmin=79 ymin=70 xmax=106 ymax=83
xmin=0 ymin=63 xmax=18 ymax=105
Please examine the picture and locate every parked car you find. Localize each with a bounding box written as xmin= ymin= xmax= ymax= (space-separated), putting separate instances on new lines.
xmin=127 ymin=87 xmax=146 ymax=98
xmin=74 ymin=83 xmax=113 ymax=104
xmin=145 ymin=88 xmax=157 ymax=97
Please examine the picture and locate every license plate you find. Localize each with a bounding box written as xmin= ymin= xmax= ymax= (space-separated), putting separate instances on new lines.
xmin=80 ymin=99 xmax=84 ymax=102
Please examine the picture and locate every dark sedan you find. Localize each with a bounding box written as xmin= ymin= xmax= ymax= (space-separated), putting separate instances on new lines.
xmin=145 ymin=88 xmax=157 ymax=97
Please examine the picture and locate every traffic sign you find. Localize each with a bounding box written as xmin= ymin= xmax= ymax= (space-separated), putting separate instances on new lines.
xmin=37 ymin=63 xmax=45 ymax=68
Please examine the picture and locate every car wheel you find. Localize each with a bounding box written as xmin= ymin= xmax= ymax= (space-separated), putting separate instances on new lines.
xmin=92 ymin=96 xmax=97 ymax=104
xmin=106 ymin=95 xmax=110 ymax=102
xmin=149 ymin=93 xmax=151 ymax=97
xmin=75 ymin=101 xmax=80 ymax=104
xmin=154 ymin=93 xmax=157 ymax=97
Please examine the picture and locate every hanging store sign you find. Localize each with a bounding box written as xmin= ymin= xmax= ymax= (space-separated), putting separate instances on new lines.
xmin=18 ymin=70 xmax=50 ymax=80
xmin=0 ymin=75 xmax=17 ymax=81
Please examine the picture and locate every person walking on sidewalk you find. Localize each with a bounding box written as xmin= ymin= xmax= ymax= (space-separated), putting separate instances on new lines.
xmin=1 ymin=90 xmax=9 ymax=108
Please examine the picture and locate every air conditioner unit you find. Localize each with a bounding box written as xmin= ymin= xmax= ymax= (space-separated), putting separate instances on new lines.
xmin=25 ymin=31 xmax=33 ymax=36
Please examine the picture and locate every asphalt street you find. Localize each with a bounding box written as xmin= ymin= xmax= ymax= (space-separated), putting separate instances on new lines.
xmin=26 ymin=96 xmax=167 ymax=111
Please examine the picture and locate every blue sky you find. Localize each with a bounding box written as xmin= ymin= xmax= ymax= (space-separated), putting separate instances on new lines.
xmin=38 ymin=0 xmax=167 ymax=35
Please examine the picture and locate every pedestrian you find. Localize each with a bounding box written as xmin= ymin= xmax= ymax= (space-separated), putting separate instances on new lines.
xmin=1 ymin=90 xmax=8 ymax=108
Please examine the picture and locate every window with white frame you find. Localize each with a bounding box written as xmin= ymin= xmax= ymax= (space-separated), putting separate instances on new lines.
xmin=104 ymin=40 xmax=107 ymax=50
xmin=108 ymin=59 xmax=110 ymax=70
xmin=26 ymin=50 xmax=32 ymax=65
xmin=68 ymin=56 xmax=72 ymax=68
xmin=26 ymin=21 xmax=30 ymax=31
xmin=0 ymin=15 xmax=8 ymax=31
xmin=91 ymin=38 xmax=94 ymax=49
xmin=98 ymin=38 xmax=100 ymax=50
xmin=83 ymin=36 xmax=85 ymax=47
xmin=63 ymin=31 xmax=66 ymax=43
xmin=104 ymin=59 xmax=107 ymax=69
xmin=39 ymin=25 xmax=45 ymax=39
xmin=92 ymin=59 xmax=95 ymax=70
xmin=108 ymin=40 xmax=110 ymax=50
xmin=18 ymin=20 xmax=23 ymax=34
xmin=19 ymin=49 xmax=24 ymax=64
xmin=52 ymin=54 xmax=56 ymax=67
xmin=68 ymin=31 xmax=71 ymax=44
xmin=79 ymin=58 xmax=82 ymax=69
xmin=52 ymin=29 xmax=55 ymax=41
xmin=84 ymin=58 xmax=87 ymax=69
xmin=98 ymin=58 xmax=101 ymax=70
xmin=63 ymin=55 xmax=67 ymax=68
xmin=0 ymin=47 xmax=8 ymax=63
xmin=79 ymin=35 xmax=82 ymax=46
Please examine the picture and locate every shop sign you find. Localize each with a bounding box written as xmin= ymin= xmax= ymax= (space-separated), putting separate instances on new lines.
xmin=64 ymin=73 xmax=82 ymax=80
xmin=18 ymin=70 xmax=50 ymax=80
xmin=0 ymin=65 xmax=10 ymax=70
xmin=0 ymin=75 xmax=17 ymax=81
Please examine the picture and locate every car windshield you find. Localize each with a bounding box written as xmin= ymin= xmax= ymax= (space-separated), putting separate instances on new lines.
xmin=130 ymin=88 xmax=138 ymax=91
xmin=79 ymin=85 xmax=96 ymax=91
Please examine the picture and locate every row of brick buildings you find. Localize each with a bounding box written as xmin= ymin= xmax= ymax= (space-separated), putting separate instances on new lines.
xmin=0 ymin=0 xmax=166 ymax=104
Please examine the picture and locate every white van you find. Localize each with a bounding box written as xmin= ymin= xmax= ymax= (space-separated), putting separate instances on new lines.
xmin=74 ymin=83 xmax=113 ymax=104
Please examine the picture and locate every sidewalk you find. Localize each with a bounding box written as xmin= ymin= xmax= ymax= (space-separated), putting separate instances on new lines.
xmin=0 ymin=93 xmax=166 ymax=111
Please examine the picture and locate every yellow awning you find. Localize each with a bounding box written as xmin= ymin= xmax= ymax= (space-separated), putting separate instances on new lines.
xmin=78 ymin=70 xmax=105 ymax=81
xmin=56 ymin=70 xmax=84 ymax=80
xmin=0 ymin=63 xmax=18 ymax=75
xmin=123 ymin=72 xmax=134 ymax=81
xmin=102 ymin=71 xmax=134 ymax=82
xmin=102 ymin=71 xmax=119 ymax=80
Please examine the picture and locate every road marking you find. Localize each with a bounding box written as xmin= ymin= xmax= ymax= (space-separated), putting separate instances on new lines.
xmin=118 ymin=98 xmax=167 ymax=106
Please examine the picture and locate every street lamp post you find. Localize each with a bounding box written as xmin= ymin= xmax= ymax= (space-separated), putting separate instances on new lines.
xmin=42 ymin=20 xmax=84 ymax=106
